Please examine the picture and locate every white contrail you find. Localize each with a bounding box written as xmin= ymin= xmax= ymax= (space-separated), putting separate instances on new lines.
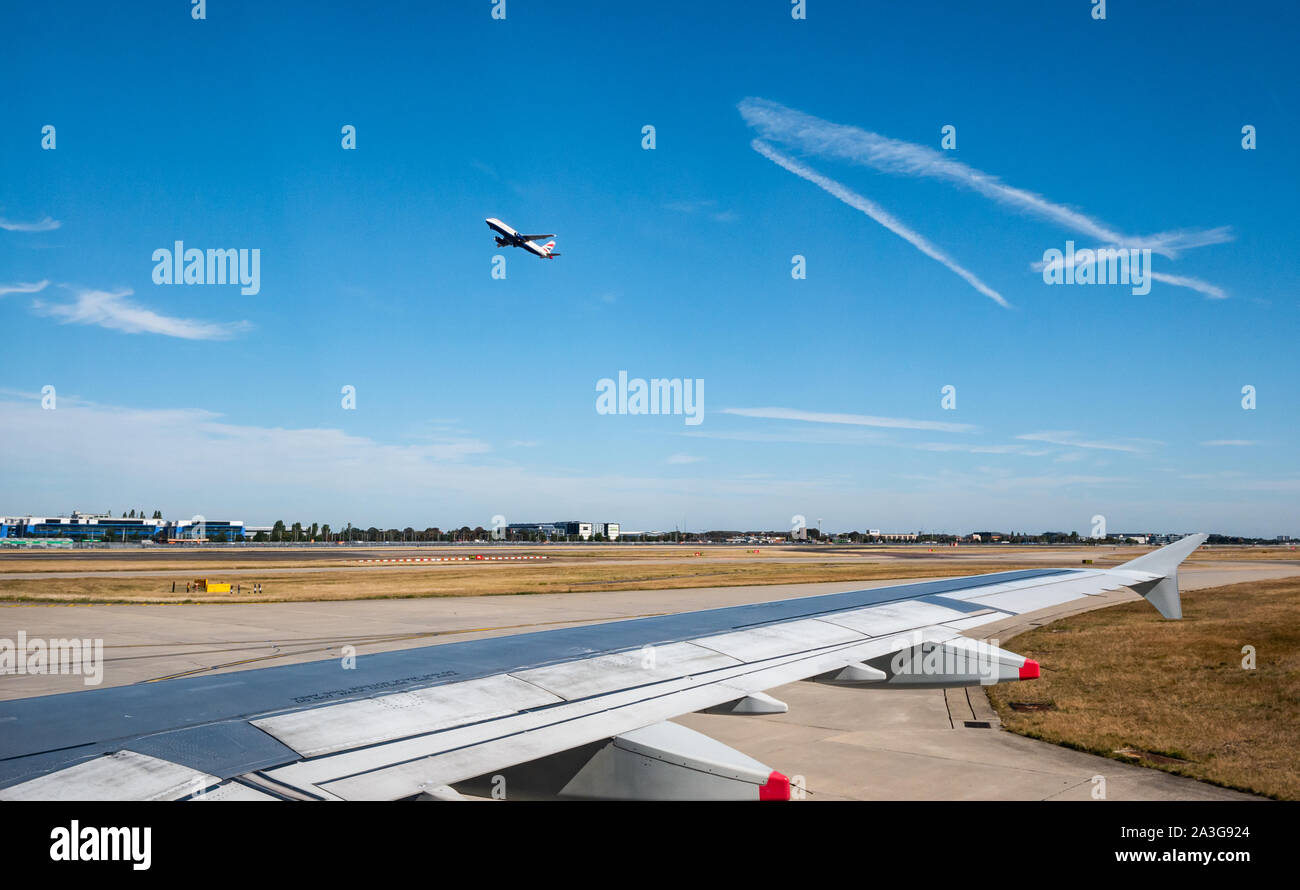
xmin=1135 ymin=226 xmax=1234 ymax=254
xmin=1017 ymin=431 xmax=1161 ymax=453
xmin=1034 ymin=251 xmax=1228 ymax=299
xmin=724 ymin=405 xmax=974 ymax=432
xmin=751 ymin=139 xmax=1010 ymax=308
xmin=1149 ymin=271 xmax=1228 ymax=300
xmin=739 ymin=98 xmax=1233 ymax=259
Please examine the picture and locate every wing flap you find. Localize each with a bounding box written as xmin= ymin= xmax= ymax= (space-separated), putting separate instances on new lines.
xmin=819 ymin=600 xmax=972 ymax=636
xmin=261 ymin=632 xmax=903 ymax=799
xmin=512 ymin=642 xmax=740 ymax=700
xmin=690 ymin=618 xmax=864 ymax=661
xmin=252 ymin=674 xmax=563 ymax=758
xmin=945 ymin=570 xmax=1118 ymax=611
xmin=0 ymin=751 xmax=218 ymax=802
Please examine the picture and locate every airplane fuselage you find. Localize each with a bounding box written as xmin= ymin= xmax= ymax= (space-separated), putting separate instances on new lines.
xmin=485 ymin=217 xmax=559 ymax=259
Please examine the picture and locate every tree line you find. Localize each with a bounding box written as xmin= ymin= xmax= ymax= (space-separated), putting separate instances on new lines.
xmin=253 ymin=523 xmax=493 ymax=543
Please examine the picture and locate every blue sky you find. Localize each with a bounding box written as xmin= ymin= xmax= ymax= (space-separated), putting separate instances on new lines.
xmin=1 ymin=1 xmax=1296 ymax=535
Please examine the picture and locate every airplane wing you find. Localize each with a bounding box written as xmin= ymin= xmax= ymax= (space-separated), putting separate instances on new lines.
xmin=0 ymin=534 xmax=1207 ymax=801
xmin=518 ymin=234 xmax=554 ymax=241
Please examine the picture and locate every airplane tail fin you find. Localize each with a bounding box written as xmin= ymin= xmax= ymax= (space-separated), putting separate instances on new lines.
xmin=1111 ymin=532 xmax=1208 ymax=620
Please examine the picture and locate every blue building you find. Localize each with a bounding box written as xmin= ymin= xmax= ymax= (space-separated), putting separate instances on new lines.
xmin=0 ymin=513 xmax=246 ymax=542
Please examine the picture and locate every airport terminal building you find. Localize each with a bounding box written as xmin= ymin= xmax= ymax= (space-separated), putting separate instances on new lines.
xmin=506 ymin=521 xmax=620 ymax=541
xmin=0 ymin=513 xmax=247 ymax=543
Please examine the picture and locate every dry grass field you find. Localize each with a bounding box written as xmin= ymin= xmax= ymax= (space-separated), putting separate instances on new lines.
xmin=986 ymin=576 xmax=1300 ymax=800
xmin=0 ymin=558 xmax=1053 ymax=604
xmin=0 ymin=542 xmax=1290 ymax=576
xmin=0 ymin=544 xmax=860 ymax=574
xmin=0 ymin=542 xmax=1293 ymax=605
xmin=1183 ymin=545 xmax=1300 ymax=563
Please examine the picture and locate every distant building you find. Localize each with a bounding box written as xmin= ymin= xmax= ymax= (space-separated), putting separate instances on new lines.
xmin=0 ymin=513 xmax=246 ymax=542
xmin=506 ymin=521 xmax=615 ymax=541
xmin=164 ymin=519 xmax=247 ymax=542
xmin=1110 ymin=533 xmax=1151 ymax=544
xmin=2 ymin=513 xmax=163 ymax=542
xmin=558 ymin=521 xmax=594 ymax=540
xmin=506 ymin=522 xmax=562 ymax=539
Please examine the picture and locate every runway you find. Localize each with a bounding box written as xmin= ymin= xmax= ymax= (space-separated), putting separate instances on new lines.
xmin=0 ymin=556 xmax=1289 ymax=800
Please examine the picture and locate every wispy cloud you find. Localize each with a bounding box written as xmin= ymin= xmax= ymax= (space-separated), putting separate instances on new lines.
xmin=1236 ymin=478 xmax=1300 ymax=492
xmin=1017 ymin=430 xmax=1161 ymax=453
xmin=666 ymin=454 xmax=704 ymax=464
xmin=911 ymin=441 xmax=1049 ymax=455
xmin=901 ymin=466 xmax=1131 ymax=491
xmin=1202 ymin=439 xmax=1256 ymax=447
xmin=683 ymin=427 xmax=886 ymax=446
xmin=1179 ymin=470 xmax=1299 ymax=491
xmin=0 ymin=215 xmax=61 ymax=232
xmin=724 ymin=405 xmax=974 ymax=433
xmin=751 ymin=139 xmax=1010 ymax=307
xmin=0 ymin=394 xmax=859 ymax=527
xmin=0 ymin=280 xmax=49 ymax=297
xmin=33 ymin=287 xmax=251 ymax=340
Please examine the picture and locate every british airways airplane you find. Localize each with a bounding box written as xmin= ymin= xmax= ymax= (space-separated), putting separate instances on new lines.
xmin=485 ymin=217 xmax=561 ymax=259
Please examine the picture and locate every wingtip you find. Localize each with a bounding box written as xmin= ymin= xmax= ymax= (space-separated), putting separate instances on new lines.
xmin=1112 ymin=533 xmax=1208 ymax=621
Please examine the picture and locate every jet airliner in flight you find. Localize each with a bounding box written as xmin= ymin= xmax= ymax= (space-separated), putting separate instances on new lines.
xmin=486 ymin=217 xmax=561 ymax=258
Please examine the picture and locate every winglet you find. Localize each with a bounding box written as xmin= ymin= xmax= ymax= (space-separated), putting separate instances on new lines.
xmin=1112 ymin=532 xmax=1208 ymax=620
